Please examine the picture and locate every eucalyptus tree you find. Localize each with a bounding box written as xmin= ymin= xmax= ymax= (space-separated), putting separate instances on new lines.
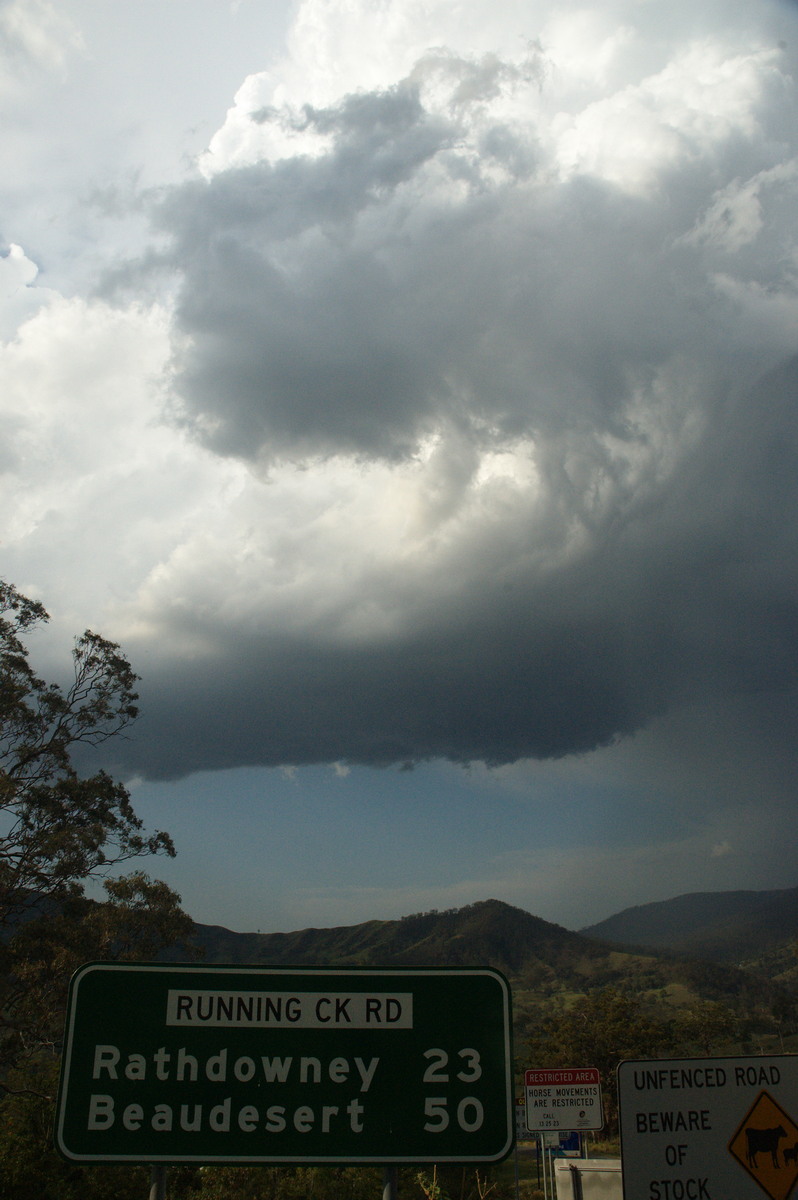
xmin=0 ymin=580 xmax=193 ymax=1083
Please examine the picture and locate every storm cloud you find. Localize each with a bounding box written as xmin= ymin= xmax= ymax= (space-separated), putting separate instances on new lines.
xmin=100 ymin=0 xmax=798 ymax=779
xmin=5 ymin=0 xmax=798 ymax=932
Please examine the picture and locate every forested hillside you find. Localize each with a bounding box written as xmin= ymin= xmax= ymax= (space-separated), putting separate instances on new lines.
xmin=187 ymin=898 xmax=795 ymax=1041
xmin=580 ymin=887 xmax=798 ymax=967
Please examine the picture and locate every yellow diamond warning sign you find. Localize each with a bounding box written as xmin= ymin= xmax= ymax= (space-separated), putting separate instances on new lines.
xmin=729 ymin=1090 xmax=798 ymax=1200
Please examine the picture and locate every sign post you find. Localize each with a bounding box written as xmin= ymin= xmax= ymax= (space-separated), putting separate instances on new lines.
xmin=55 ymin=963 xmax=513 ymax=1165
xmin=524 ymin=1071 xmax=601 ymax=1200
xmin=618 ymin=1055 xmax=798 ymax=1200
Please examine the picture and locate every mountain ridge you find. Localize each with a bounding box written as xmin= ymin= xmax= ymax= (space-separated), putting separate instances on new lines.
xmin=579 ymin=885 xmax=798 ymax=968
xmin=189 ymin=899 xmax=585 ymax=973
xmin=182 ymin=894 xmax=796 ymax=1022
xmin=189 ymin=886 xmax=798 ymax=972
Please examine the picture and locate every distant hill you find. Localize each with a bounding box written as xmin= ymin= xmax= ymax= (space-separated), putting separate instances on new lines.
xmin=190 ymin=900 xmax=591 ymax=976
xmin=580 ymin=887 xmax=798 ymax=968
xmin=184 ymin=899 xmax=790 ymax=1024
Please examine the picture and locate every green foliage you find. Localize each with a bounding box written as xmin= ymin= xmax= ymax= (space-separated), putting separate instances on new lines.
xmin=0 ymin=581 xmax=194 ymax=1080
xmin=0 ymin=581 xmax=174 ymax=921
xmin=524 ymin=987 xmax=744 ymax=1133
xmin=164 ymin=1164 xmax=507 ymax=1200
xmin=525 ymin=987 xmax=674 ymax=1131
xmin=0 ymin=1059 xmax=153 ymax=1200
xmin=183 ymin=1166 xmax=383 ymax=1200
xmin=0 ymin=873 xmax=197 ymax=1086
xmin=671 ymin=999 xmax=738 ymax=1054
xmin=414 ymin=1164 xmax=502 ymax=1200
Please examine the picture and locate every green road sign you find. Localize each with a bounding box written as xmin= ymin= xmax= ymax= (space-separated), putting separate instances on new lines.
xmin=55 ymin=963 xmax=513 ymax=1164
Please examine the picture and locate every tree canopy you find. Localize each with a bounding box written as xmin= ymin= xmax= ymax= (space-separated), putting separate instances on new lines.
xmin=0 ymin=580 xmax=194 ymax=1082
xmin=524 ymin=986 xmax=741 ymax=1133
xmin=0 ymin=580 xmax=175 ymax=922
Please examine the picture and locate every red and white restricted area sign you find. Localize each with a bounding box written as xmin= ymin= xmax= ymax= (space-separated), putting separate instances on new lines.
xmin=525 ymin=1068 xmax=604 ymax=1132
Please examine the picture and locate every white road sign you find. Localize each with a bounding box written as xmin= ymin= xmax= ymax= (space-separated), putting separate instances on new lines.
xmin=525 ymin=1068 xmax=603 ymax=1131
xmin=618 ymin=1055 xmax=798 ymax=1200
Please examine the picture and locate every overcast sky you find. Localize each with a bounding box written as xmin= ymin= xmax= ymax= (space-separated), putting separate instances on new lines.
xmin=2 ymin=0 xmax=798 ymax=935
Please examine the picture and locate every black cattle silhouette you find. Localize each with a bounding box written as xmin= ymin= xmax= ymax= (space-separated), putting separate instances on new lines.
xmin=746 ymin=1125 xmax=787 ymax=1169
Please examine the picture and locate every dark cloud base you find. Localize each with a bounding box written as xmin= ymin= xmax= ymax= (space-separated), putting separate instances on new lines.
xmin=118 ymin=355 xmax=798 ymax=780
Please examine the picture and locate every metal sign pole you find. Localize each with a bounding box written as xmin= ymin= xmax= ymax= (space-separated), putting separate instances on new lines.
xmin=148 ymin=1164 xmax=167 ymax=1200
xmin=382 ymin=1164 xmax=398 ymax=1200
xmin=537 ymin=1135 xmax=545 ymax=1200
xmin=569 ymin=1163 xmax=584 ymax=1200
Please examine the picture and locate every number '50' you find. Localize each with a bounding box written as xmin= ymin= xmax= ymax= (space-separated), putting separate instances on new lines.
xmin=424 ymin=1096 xmax=484 ymax=1132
